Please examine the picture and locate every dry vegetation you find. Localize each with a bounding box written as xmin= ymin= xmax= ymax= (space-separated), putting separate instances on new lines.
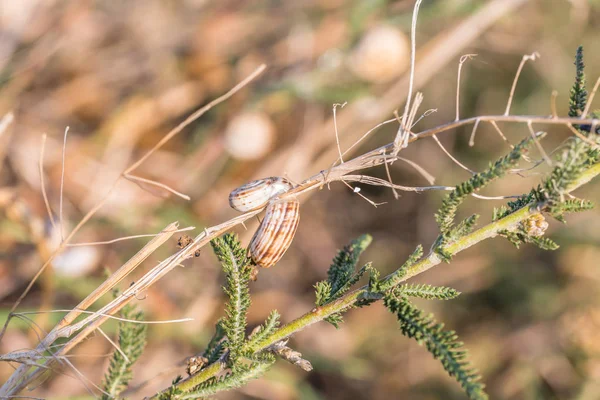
xmin=1 ymin=1 xmax=600 ymax=399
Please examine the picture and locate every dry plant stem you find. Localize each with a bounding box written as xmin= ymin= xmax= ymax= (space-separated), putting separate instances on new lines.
xmin=38 ymin=134 xmax=57 ymax=231
xmin=551 ymin=90 xmax=559 ymax=118
xmin=0 ymin=64 xmax=267 ymax=345
xmin=124 ymin=173 xmax=191 ymax=200
xmin=456 ymin=54 xmax=477 ymax=121
xmin=59 ymin=126 xmax=69 ymax=241
xmin=582 ymin=76 xmax=600 ymax=118
xmin=504 ymin=53 xmax=539 ymax=116
xmin=0 ymin=223 xmax=181 ymax=396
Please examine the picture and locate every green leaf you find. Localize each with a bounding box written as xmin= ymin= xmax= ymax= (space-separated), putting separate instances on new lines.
xmin=204 ymin=319 xmax=227 ymax=364
xmin=384 ymin=296 xmax=487 ymax=400
xmin=378 ymin=245 xmax=423 ymax=292
xmin=101 ymin=303 xmax=147 ymax=399
xmin=315 ymin=234 xmax=372 ymax=307
xmin=314 ymin=281 xmax=333 ymax=306
xmin=395 ymin=284 xmax=461 ymax=300
xmin=211 ymin=234 xmax=252 ymax=361
xmin=436 ymin=135 xmax=536 ymax=234
xmin=328 ymin=234 xmax=372 ymax=295
xmin=569 ymin=45 xmax=587 ymax=118
xmin=246 ymin=311 xmax=281 ymax=351
xmin=184 ymin=359 xmax=274 ymax=399
xmin=447 ymin=214 xmax=479 ymax=240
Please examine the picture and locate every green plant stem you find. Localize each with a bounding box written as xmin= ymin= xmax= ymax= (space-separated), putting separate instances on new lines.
xmin=152 ymin=359 xmax=226 ymax=398
xmin=251 ymin=162 xmax=600 ymax=351
xmin=163 ymin=162 xmax=600 ymax=397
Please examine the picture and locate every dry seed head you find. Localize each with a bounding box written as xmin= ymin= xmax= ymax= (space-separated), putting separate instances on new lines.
xmin=249 ymin=197 xmax=300 ymax=268
xmin=523 ymin=214 xmax=549 ymax=237
xmin=229 ymin=177 xmax=294 ymax=212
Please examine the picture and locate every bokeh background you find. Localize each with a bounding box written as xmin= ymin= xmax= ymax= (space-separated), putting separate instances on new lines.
xmin=1 ymin=0 xmax=600 ymax=399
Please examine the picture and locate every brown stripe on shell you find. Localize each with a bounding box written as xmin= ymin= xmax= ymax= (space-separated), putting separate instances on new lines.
xmin=228 ymin=177 xmax=293 ymax=212
xmin=249 ymin=198 xmax=300 ymax=268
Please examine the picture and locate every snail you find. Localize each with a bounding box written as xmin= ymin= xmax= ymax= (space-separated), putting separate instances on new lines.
xmin=228 ymin=177 xmax=293 ymax=212
xmin=229 ymin=177 xmax=299 ymax=268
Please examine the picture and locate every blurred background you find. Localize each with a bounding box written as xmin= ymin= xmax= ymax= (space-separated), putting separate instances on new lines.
xmin=1 ymin=0 xmax=600 ymax=399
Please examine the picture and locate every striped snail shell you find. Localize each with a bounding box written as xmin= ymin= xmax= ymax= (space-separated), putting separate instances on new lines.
xmin=229 ymin=177 xmax=294 ymax=212
xmin=249 ymin=197 xmax=300 ymax=268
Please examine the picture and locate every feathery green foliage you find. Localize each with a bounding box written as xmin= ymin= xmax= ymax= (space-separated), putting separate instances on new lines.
xmin=378 ymin=244 xmax=423 ymax=292
xmin=394 ymin=284 xmax=461 ymax=300
xmin=203 ymin=319 xmax=227 ymax=364
xmin=157 ymin=378 xmax=184 ymax=400
xmin=246 ymin=310 xmax=281 ymax=351
xmin=327 ymin=234 xmax=372 ymax=296
xmin=447 ymin=214 xmax=480 ymax=240
xmin=498 ymin=228 xmax=559 ymax=251
xmin=211 ymin=234 xmax=252 ymax=362
xmin=435 ymin=135 xmax=536 ymax=234
xmin=384 ymin=296 xmax=487 ymax=400
xmin=569 ymin=46 xmax=587 ymax=118
xmin=314 ymin=235 xmax=372 ymax=327
xmin=101 ymin=302 xmax=147 ymax=399
xmin=183 ymin=359 xmax=275 ymax=399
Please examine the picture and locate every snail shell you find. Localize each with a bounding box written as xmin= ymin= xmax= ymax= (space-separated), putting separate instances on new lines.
xmin=229 ymin=177 xmax=294 ymax=212
xmin=249 ymin=198 xmax=300 ymax=268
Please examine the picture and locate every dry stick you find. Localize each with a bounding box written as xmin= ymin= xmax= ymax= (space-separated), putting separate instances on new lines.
xmin=58 ymin=127 xmax=69 ymax=241
xmin=124 ymin=173 xmax=191 ymax=200
xmin=17 ymin=310 xmax=193 ymax=325
xmin=505 ymin=53 xmax=539 ymax=116
xmin=57 ymin=222 xmax=180 ymax=329
xmin=341 ymin=175 xmax=519 ymax=200
xmin=394 ymin=0 xmax=423 ymax=154
xmin=257 ymin=0 xmax=529 ymax=181
xmin=456 ymin=54 xmax=477 ymax=122
xmin=489 ymin=121 xmax=514 ymax=148
xmin=332 ymin=102 xmax=347 ymax=164
xmin=526 ymin=122 xmax=552 ymax=165
xmin=551 ymin=90 xmax=559 ymax=118
xmin=431 ymin=134 xmax=476 ymax=174
xmin=582 ymin=76 xmax=600 ymax=118
xmin=124 ymin=64 xmax=266 ymax=175
xmin=468 ymin=118 xmax=481 ymax=147
xmin=66 ymin=226 xmax=195 ymax=247
xmin=39 ymin=134 xmax=57 ymax=231
xmin=397 ymin=157 xmax=436 ymax=185
xmin=97 ymin=327 xmax=129 ymax=364
xmin=341 ymin=118 xmax=397 ymax=157
xmin=0 ymin=64 xmax=267 ymax=344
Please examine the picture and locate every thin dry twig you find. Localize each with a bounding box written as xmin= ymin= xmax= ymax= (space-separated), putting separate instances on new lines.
xmin=59 ymin=126 xmax=69 ymax=241
xmin=505 ymin=52 xmax=539 ymax=116
xmin=39 ymin=134 xmax=57 ymax=232
xmin=124 ymin=174 xmax=191 ymax=201
xmin=551 ymin=90 xmax=559 ymax=118
xmin=456 ymin=54 xmax=477 ymax=121
xmin=431 ymin=134 xmax=476 ymax=174
xmin=333 ymin=102 xmax=347 ymax=164
xmin=393 ymin=0 xmax=423 ymax=155
xmin=582 ymin=76 xmax=600 ymax=118
xmin=97 ymin=327 xmax=129 ymax=364
xmin=66 ymin=226 xmax=195 ymax=247
xmin=17 ymin=310 xmax=193 ymax=325
xmin=468 ymin=118 xmax=481 ymax=147
xmin=526 ymin=122 xmax=552 ymax=165
xmin=489 ymin=121 xmax=514 ymax=148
